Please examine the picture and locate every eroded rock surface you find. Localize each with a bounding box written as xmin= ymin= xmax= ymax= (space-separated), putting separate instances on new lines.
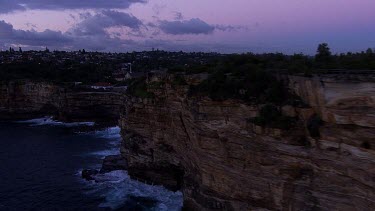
xmin=101 ymin=155 xmax=128 ymax=173
xmin=0 ymin=81 xmax=124 ymax=123
xmin=1 ymin=74 xmax=374 ymax=210
xmin=120 ymin=73 xmax=375 ymax=210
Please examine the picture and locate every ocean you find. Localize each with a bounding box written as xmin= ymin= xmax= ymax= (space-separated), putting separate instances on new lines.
xmin=0 ymin=118 xmax=182 ymax=210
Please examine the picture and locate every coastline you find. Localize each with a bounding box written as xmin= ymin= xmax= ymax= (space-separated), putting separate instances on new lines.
xmin=1 ymin=117 xmax=183 ymax=210
xmin=1 ymin=71 xmax=375 ymax=210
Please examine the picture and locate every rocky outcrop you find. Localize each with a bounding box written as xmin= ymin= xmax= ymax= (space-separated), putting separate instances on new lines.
xmin=100 ymin=155 xmax=128 ymax=173
xmin=119 ymin=73 xmax=375 ymax=210
xmin=285 ymin=74 xmax=375 ymax=149
xmin=0 ymin=81 xmax=124 ymax=123
xmin=0 ymin=81 xmax=58 ymax=119
xmin=285 ymin=74 xmax=375 ymax=128
xmin=82 ymin=169 xmax=99 ymax=181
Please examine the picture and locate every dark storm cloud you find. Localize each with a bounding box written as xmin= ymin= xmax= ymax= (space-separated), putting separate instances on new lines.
xmin=0 ymin=0 xmax=146 ymax=13
xmin=0 ymin=10 xmax=143 ymax=50
xmin=0 ymin=20 xmax=72 ymax=46
xmin=0 ymin=19 xmax=249 ymax=52
xmin=0 ymin=1 xmax=25 ymax=13
xmin=159 ymin=18 xmax=215 ymax=35
xmin=0 ymin=8 xmax=247 ymax=52
xmin=102 ymin=10 xmax=142 ymax=29
xmin=215 ymin=25 xmax=249 ymax=32
xmin=70 ymin=10 xmax=142 ymax=36
xmin=0 ymin=23 xmax=126 ymax=51
xmin=158 ymin=18 xmax=244 ymax=35
xmin=65 ymin=10 xmax=144 ymax=51
xmin=0 ymin=20 xmax=13 ymax=36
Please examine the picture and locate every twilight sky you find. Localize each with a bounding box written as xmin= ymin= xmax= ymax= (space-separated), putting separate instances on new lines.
xmin=0 ymin=0 xmax=374 ymax=54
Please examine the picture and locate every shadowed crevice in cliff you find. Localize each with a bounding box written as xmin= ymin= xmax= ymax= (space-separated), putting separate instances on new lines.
xmin=59 ymin=104 xmax=119 ymax=124
xmin=128 ymin=165 xmax=184 ymax=192
xmin=307 ymin=114 xmax=323 ymax=138
xmin=121 ymin=131 xmax=185 ymax=192
xmin=39 ymin=104 xmax=59 ymax=116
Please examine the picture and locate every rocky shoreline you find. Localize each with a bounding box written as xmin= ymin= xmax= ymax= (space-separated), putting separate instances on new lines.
xmin=1 ymin=72 xmax=375 ymax=210
xmin=82 ymin=155 xmax=128 ymax=181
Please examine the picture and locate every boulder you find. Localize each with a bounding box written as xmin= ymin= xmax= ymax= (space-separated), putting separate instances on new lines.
xmin=100 ymin=155 xmax=128 ymax=173
xmin=81 ymin=169 xmax=99 ymax=181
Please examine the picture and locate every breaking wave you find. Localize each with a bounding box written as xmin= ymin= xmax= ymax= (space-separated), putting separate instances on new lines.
xmin=16 ymin=116 xmax=95 ymax=127
xmin=83 ymin=170 xmax=183 ymax=210
xmin=17 ymin=117 xmax=183 ymax=210
xmin=92 ymin=126 xmax=122 ymax=140
xmin=79 ymin=126 xmax=122 ymax=158
xmin=79 ymin=126 xmax=183 ymax=210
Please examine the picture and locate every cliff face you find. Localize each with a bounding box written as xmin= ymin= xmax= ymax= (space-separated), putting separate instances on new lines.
xmin=2 ymin=75 xmax=374 ymax=210
xmin=58 ymin=91 xmax=124 ymax=123
xmin=0 ymin=81 xmax=58 ymax=119
xmin=286 ymin=74 xmax=375 ymax=149
xmin=0 ymin=81 xmax=124 ymax=123
xmin=120 ymin=74 xmax=375 ymax=210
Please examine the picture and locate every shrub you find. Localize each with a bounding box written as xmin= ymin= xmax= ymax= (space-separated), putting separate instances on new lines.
xmin=189 ymin=68 xmax=288 ymax=104
xmin=148 ymin=81 xmax=165 ymax=89
xmin=189 ymin=70 xmax=240 ymax=101
xmin=172 ymin=75 xmax=187 ymax=86
xmin=250 ymin=104 xmax=297 ymax=130
xmin=127 ymin=78 xmax=155 ymax=98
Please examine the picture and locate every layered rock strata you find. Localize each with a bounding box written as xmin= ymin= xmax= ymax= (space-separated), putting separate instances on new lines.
xmin=0 ymin=81 xmax=124 ymax=123
xmin=120 ymin=73 xmax=375 ymax=210
xmin=1 ymin=74 xmax=374 ymax=210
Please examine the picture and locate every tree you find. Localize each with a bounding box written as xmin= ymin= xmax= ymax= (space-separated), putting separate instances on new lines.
xmin=316 ymin=43 xmax=331 ymax=58
xmin=366 ymin=48 xmax=373 ymax=55
xmin=315 ymin=43 xmax=332 ymax=67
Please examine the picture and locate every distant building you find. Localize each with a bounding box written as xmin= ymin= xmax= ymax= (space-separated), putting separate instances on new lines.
xmin=113 ymin=63 xmax=132 ymax=81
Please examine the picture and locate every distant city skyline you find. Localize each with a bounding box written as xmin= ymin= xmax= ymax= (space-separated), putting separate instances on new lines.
xmin=0 ymin=0 xmax=374 ymax=54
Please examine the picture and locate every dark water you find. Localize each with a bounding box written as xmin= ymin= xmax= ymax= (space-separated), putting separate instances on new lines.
xmin=0 ymin=118 xmax=182 ymax=210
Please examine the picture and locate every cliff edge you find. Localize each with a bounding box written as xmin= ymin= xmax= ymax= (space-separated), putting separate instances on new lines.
xmin=120 ymin=72 xmax=375 ymax=210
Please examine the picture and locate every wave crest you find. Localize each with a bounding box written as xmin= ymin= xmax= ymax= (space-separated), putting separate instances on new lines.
xmin=16 ymin=117 xmax=95 ymax=127
xmin=85 ymin=170 xmax=183 ymax=211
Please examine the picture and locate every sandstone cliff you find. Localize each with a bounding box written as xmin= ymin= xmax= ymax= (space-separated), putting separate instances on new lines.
xmin=0 ymin=81 xmax=124 ymax=123
xmin=120 ymin=73 xmax=375 ymax=210
xmin=1 ymin=74 xmax=374 ymax=210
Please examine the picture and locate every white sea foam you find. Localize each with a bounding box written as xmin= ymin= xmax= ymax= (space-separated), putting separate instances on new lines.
xmin=77 ymin=126 xmax=121 ymax=140
xmin=84 ymin=170 xmax=183 ymax=210
xmin=79 ymin=126 xmax=122 ymax=158
xmin=17 ymin=116 xmax=95 ymax=127
xmin=78 ymin=126 xmax=183 ymax=210
xmin=89 ymin=149 xmax=120 ymax=158
xmin=93 ymin=126 xmax=122 ymax=140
